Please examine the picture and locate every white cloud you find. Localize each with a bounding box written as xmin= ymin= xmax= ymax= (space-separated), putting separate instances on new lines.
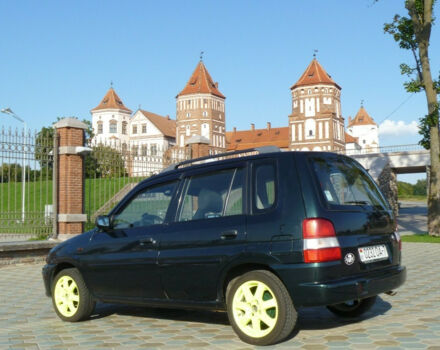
xmin=379 ymin=120 xmax=419 ymax=136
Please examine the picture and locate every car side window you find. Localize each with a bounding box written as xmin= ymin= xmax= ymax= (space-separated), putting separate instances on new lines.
xmin=113 ymin=181 xmax=177 ymax=229
xmin=178 ymin=168 xmax=244 ymax=221
xmin=254 ymin=163 xmax=276 ymax=211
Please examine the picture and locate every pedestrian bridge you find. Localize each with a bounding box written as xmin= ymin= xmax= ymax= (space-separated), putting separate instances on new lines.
xmin=344 ymin=145 xmax=430 ymax=180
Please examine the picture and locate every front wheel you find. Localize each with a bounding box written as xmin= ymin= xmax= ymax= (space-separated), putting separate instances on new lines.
xmin=226 ymin=270 xmax=297 ymax=345
xmin=51 ymin=268 xmax=95 ymax=322
xmin=326 ymin=296 xmax=377 ymax=318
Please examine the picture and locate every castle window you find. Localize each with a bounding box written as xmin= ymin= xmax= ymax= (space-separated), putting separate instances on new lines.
xmin=308 ymin=89 xmax=312 ymax=95
xmin=203 ymin=111 xmax=208 ymax=117
xmin=97 ymin=122 xmax=103 ymax=134
xmin=142 ymin=124 xmax=147 ymax=134
xmin=141 ymin=145 xmax=148 ymax=156
xmin=309 ymin=130 xmax=313 ymax=136
xmin=131 ymin=145 xmax=138 ymax=156
xmin=122 ymin=121 xmax=127 ymax=135
xmin=186 ymin=112 xmax=191 ymax=118
xmin=132 ymin=125 xmax=137 ymax=134
xmin=109 ymin=120 xmax=117 ymax=134
xmin=150 ymin=144 xmax=157 ymax=156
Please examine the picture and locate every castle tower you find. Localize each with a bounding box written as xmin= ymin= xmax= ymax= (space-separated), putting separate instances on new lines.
xmin=176 ymin=60 xmax=226 ymax=152
xmin=91 ymin=87 xmax=132 ymax=146
xmin=288 ymin=58 xmax=345 ymax=152
xmin=347 ymin=105 xmax=379 ymax=152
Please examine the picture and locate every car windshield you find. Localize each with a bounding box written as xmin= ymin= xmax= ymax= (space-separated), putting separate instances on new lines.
xmin=309 ymin=155 xmax=390 ymax=211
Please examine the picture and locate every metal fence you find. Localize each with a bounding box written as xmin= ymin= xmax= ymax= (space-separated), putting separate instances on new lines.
xmin=0 ymin=127 xmax=54 ymax=241
xmin=84 ymin=140 xmax=190 ymax=230
xmin=341 ymin=144 xmax=426 ymax=156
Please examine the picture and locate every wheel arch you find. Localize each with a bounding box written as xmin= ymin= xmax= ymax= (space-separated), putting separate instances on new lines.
xmin=219 ymin=261 xmax=284 ymax=304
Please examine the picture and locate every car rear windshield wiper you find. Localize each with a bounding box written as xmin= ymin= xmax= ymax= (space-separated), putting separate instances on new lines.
xmin=344 ymin=200 xmax=369 ymax=205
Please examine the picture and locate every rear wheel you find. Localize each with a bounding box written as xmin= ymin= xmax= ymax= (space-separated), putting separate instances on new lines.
xmin=327 ymin=296 xmax=377 ymax=318
xmin=226 ymin=270 xmax=297 ymax=345
xmin=51 ymin=268 xmax=95 ymax=322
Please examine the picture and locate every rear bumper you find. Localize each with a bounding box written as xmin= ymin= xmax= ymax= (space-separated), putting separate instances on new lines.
xmin=42 ymin=264 xmax=56 ymax=297
xmin=275 ymin=264 xmax=406 ymax=307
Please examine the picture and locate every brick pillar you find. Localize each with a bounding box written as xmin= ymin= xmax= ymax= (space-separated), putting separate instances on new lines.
xmin=54 ymin=118 xmax=89 ymax=241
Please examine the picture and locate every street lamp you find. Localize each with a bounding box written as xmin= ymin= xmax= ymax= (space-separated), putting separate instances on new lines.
xmin=1 ymin=108 xmax=26 ymax=223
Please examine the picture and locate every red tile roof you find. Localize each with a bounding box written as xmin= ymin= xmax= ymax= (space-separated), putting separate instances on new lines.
xmin=139 ymin=110 xmax=176 ymax=138
xmin=291 ymin=59 xmax=340 ymax=90
xmin=348 ymin=106 xmax=377 ymax=127
xmin=177 ymin=61 xmax=225 ymax=99
xmin=226 ymin=126 xmax=289 ymax=150
xmin=91 ymin=88 xmax=132 ymax=113
xmin=345 ymin=132 xmax=359 ymax=144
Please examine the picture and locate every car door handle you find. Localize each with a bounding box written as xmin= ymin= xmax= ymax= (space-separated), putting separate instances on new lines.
xmin=221 ymin=230 xmax=238 ymax=240
xmin=139 ymin=237 xmax=157 ymax=246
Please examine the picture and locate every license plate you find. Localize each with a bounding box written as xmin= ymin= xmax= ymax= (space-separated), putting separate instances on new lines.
xmin=358 ymin=244 xmax=388 ymax=263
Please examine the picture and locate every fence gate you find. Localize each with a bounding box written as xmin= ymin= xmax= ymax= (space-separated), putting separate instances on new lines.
xmin=0 ymin=127 xmax=54 ymax=241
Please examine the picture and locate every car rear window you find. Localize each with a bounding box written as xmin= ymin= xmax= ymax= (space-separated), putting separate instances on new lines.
xmin=309 ymin=156 xmax=390 ymax=211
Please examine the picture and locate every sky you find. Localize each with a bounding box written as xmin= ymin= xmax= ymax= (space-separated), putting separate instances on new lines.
xmin=0 ymin=0 xmax=438 ymax=183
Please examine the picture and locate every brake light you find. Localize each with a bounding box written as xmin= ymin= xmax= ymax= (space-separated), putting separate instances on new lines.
xmin=303 ymin=218 xmax=341 ymax=263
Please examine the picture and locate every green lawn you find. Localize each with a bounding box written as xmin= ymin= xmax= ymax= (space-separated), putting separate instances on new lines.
xmin=402 ymin=234 xmax=440 ymax=243
xmin=0 ymin=177 xmax=143 ymax=235
xmin=398 ymin=195 xmax=427 ymax=202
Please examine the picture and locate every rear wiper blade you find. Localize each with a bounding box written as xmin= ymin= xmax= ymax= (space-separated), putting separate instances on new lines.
xmin=344 ymin=200 xmax=369 ymax=205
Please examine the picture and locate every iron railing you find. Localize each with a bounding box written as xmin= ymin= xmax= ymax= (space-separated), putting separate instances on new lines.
xmin=0 ymin=127 xmax=54 ymax=241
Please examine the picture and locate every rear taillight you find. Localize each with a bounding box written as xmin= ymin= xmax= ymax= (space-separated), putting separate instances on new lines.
xmin=303 ymin=218 xmax=341 ymax=263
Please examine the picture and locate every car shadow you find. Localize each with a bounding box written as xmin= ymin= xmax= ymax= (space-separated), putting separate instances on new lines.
xmin=88 ymin=295 xmax=392 ymax=334
xmin=283 ymin=296 xmax=392 ymax=342
xmin=89 ymin=303 xmax=230 ymax=325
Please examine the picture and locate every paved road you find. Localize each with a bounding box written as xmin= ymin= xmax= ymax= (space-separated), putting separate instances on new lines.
xmin=398 ymin=200 xmax=428 ymax=236
xmin=0 ymin=242 xmax=439 ymax=349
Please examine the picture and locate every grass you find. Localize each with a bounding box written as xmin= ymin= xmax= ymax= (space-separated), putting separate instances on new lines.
xmin=0 ymin=177 xmax=143 ymax=234
xmin=402 ymin=234 xmax=440 ymax=243
xmin=398 ymin=195 xmax=427 ymax=202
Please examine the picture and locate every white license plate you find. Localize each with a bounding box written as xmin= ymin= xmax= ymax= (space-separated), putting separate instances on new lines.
xmin=358 ymin=244 xmax=388 ymax=263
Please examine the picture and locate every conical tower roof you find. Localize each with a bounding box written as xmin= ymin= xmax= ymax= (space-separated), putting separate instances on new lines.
xmin=291 ymin=58 xmax=340 ymax=90
xmin=91 ymin=87 xmax=132 ymax=113
xmin=348 ymin=106 xmax=377 ymax=127
xmin=177 ymin=61 xmax=225 ymax=99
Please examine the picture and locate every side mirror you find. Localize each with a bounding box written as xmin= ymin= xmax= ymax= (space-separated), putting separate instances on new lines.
xmin=96 ymin=215 xmax=111 ymax=231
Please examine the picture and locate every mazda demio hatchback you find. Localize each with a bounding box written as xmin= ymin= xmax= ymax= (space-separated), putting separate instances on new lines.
xmin=43 ymin=147 xmax=406 ymax=345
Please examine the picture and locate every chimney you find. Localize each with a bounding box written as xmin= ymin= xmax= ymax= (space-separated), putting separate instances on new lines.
xmin=267 ymin=122 xmax=271 ymax=130
xmin=233 ymin=127 xmax=236 ymax=133
xmin=166 ymin=115 xmax=170 ymax=120
xmin=348 ymin=116 xmax=352 ymax=124
xmin=251 ymin=123 xmax=255 ymax=131
xmin=215 ymin=82 xmax=219 ymax=88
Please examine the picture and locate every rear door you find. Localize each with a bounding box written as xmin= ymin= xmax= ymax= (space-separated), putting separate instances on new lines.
xmin=159 ymin=164 xmax=247 ymax=302
xmin=305 ymin=154 xmax=400 ymax=274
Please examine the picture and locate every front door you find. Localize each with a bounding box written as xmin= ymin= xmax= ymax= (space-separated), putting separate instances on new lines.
xmin=80 ymin=180 xmax=178 ymax=301
xmin=159 ymin=165 xmax=247 ymax=302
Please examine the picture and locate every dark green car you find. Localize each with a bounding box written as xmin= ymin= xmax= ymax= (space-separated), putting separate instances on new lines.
xmin=43 ymin=147 xmax=406 ymax=345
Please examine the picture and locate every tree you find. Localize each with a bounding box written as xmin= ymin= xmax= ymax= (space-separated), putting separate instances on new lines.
xmin=384 ymin=0 xmax=440 ymax=236
xmin=35 ymin=118 xmax=94 ymax=175
xmin=85 ymin=145 xmax=127 ymax=178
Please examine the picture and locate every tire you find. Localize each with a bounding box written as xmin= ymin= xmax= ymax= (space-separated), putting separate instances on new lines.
xmin=51 ymin=268 xmax=95 ymax=322
xmin=226 ymin=270 xmax=297 ymax=346
xmin=327 ymin=295 xmax=377 ymax=318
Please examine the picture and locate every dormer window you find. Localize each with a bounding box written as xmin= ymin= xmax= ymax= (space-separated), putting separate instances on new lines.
xmin=109 ymin=120 xmax=117 ymax=134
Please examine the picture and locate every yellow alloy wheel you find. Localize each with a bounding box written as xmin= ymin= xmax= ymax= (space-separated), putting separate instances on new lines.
xmin=232 ymin=280 xmax=278 ymax=338
xmin=54 ymin=276 xmax=80 ymax=317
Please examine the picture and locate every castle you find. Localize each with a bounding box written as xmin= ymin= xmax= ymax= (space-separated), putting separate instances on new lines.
xmin=90 ymin=58 xmax=379 ymax=170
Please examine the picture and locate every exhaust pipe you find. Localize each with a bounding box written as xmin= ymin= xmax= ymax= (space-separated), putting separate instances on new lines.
xmin=385 ymin=290 xmax=397 ymax=296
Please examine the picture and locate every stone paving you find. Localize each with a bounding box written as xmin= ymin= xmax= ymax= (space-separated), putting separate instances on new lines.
xmin=0 ymin=242 xmax=439 ymax=349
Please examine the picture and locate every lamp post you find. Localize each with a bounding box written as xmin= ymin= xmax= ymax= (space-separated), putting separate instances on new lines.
xmin=1 ymin=108 xmax=26 ymax=223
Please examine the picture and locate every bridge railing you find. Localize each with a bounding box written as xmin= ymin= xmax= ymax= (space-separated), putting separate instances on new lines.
xmin=338 ymin=144 xmax=426 ymax=156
